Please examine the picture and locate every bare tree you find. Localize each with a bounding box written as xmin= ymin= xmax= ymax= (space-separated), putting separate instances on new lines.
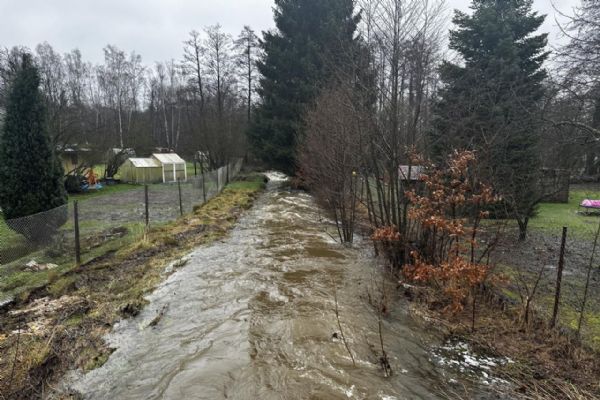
xmin=235 ymin=26 xmax=260 ymax=121
xmin=545 ymin=1 xmax=600 ymax=175
xmin=149 ymin=61 xmax=184 ymax=150
xmin=299 ymin=84 xmax=369 ymax=243
xmin=357 ymin=0 xmax=446 ymax=236
xmin=97 ymin=45 xmax=144 ymax=148
xmin=203 ymin=24 xmax=242 ymax=166
xmin=183 ymin=30 xmax=206 ymax=113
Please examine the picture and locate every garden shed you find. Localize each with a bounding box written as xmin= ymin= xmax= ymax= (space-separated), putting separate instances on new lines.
xmin=152 ymin=153 xmax=188 ymax=182
xmin=119 ymin=158 xmax=163 ymax=184
xmin=119 ymin=153 xmax=187 ymax=184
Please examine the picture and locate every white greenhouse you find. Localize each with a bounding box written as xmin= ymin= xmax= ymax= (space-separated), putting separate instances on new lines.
xmin=119 ymin=153 xmax=188 ymax=184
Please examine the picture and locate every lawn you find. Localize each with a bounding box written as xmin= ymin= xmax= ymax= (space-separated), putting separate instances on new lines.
xmin=0 ymin=214 xmax=28 ymax=263
xmin=68 ymin=182 xmax=142 ymax=202
xmin=529 ymin=184 xmax=600 ymax=237
xmin=187 ymin=161 xmax=199 ymax=177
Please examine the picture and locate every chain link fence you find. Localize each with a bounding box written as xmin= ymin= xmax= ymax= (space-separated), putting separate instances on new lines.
xmin=495 ymin=222 xmax=600 ymax=350
xmin=0 ymin=159 xmax=243 ymax=270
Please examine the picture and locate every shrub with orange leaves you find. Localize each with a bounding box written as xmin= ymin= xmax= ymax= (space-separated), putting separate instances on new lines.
xmin=400 ymin=150 xmax=499 ymax=319
xmin=371 ymin=226 xmax=401 ymax=242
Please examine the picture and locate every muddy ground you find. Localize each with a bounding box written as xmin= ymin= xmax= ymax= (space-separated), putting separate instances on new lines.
xmin=397 ymin=222 xmax=600 ymax=398
xmin=493 ymin=226 xmax=600 ymax=348
xmin=76 ymin=180 xmax=219 ymax=228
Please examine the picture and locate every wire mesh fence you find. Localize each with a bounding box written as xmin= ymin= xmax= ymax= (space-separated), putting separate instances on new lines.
xmin=0 ymin=159 xmax=243 ymax=270
xmin=494 ymin=222 xmax=600 ymax=350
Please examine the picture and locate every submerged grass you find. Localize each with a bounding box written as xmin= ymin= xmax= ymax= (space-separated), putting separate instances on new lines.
xmin=0 ymin=173 xmax=266 ymax=400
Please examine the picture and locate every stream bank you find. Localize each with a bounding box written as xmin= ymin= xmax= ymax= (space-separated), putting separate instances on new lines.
xmin=0 ymin=174 xmax=267 ymax=400
xmin=60 ymin=173 xmax=501 ymax=399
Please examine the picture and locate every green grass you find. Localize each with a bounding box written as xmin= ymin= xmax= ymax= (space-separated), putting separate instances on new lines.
xmin=529 ymin=186 xmax=600 ymax=237
xmin=227 ymin=174 xmax=266 ymax=191
xmin=0 ymin=214 xmax=28 ymax=262
xmin=69 ymin=183 xmax=142 ymax=202
xmin=0 ymin=219 xmax=147 ymax=302
xmin=186 ymin=162 xmax=198 ymax=178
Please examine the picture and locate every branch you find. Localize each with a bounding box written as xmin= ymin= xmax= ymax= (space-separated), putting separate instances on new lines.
xmin=544 ymin=117 xmax=600 ymax=138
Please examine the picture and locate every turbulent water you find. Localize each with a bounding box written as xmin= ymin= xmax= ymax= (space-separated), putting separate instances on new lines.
xmin=67 ymin=173 xmax=496 ymax=400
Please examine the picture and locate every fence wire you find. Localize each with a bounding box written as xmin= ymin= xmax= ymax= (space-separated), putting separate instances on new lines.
xmin=0 ymin=159 xmax=243 ymax=269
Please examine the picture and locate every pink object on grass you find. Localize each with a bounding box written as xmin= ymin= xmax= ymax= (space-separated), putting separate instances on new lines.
xmin=580 ymin=199 xmax=600 ymax=209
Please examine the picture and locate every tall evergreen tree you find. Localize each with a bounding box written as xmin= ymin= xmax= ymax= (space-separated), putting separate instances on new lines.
xmin=248 ymin=0 xmax=359 ymax=174
xmin=432 ymin=0 xmax=548 ymax=240
xmin=0 ymin=54 xmax=67 ymax=241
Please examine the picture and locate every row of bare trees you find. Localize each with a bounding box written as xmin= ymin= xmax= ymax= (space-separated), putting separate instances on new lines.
xmin=0 ymin=24 xmax=260 ymax=169
xmin=542 ymin=2 xmax=600 ymax=175
xmin=300 ymin=0 xmax=446 ymax=247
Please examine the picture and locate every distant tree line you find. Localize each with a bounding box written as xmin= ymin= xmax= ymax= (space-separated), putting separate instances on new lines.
xmin=0 ymin=24 xmax=260 ymax=169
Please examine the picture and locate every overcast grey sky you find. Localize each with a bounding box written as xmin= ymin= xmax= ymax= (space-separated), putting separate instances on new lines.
xmin=0 ymin=0 xmax=580 ymax=64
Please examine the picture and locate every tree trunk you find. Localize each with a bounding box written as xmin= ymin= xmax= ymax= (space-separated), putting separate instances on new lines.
xmin=517 ymin=217 xmax=529 ymax=241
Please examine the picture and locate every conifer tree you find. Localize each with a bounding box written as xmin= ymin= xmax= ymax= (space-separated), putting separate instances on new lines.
xmin=248 ymin=0 xmax=359 ymax=174
xmin=0 ymin=54 xmax=67 ymax=241
xmin=432 ymin=0 xmax=549 ymax=240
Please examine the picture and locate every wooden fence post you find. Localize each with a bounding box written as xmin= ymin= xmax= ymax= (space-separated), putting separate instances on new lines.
xmin=74 ymin=201 xmax=81 ymax=266
xmin=551 ymin=226 xmax=568 ymax=328
xmin=144 ymin=185 xmax=149 ymax=227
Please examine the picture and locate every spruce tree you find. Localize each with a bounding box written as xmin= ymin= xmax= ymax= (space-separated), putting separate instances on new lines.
xmin=432 ymin=0 xmax=548 ymax=240
xmin=0 ymin=54 xmax=67 ymax=241
xmin=248 ymin=0 xmax=359 ymax=174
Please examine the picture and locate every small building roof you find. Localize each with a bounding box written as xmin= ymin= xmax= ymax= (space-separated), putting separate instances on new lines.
xmin=129 ymin=158 xmax=161 ymax=168
xmin=152 ymin=153 xmax=186 ymax=164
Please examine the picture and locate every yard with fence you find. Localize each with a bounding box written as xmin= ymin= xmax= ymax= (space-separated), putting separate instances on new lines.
xmin=0 ymin=159 xmax=243 ymax=305
xmin=488 ymin=184 xmax=600 ymax=350
xmin=357 ymin=176 xmax=600 ymax=350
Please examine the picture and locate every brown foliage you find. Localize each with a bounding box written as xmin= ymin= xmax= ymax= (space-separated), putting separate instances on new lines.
xmin=373 ymin=151 xmax=499 ymax=315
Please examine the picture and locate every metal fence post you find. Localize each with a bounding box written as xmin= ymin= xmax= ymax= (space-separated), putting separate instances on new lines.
xmin=74 ymin=201 xmax=81 ymax=266
xmin=201 ymin=164 xmax=207 ymax=203
xmin=551 ymin=226 xmax=568 ymax=328
xmin=178 ymin=179 xmax=183 ymax=216
xmin=144 ymin=185 xmax=149 ymax=227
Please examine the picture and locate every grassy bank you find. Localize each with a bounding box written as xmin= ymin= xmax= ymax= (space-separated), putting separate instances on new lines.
xmin=0 ymin=173 xmax=266 ymax=400
xmin=406 ymin=282 xmax=600 ymax=399
xmin=68 ymin=182 xmax=141 ymax=202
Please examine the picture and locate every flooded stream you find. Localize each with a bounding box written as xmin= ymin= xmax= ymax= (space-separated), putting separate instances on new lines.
xmin=67 ymin=173 xmax=497 ymax=399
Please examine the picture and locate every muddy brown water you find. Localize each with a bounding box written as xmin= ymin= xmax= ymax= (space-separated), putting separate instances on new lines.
xmin=65 ymin=173 xmax=499 ymax=399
